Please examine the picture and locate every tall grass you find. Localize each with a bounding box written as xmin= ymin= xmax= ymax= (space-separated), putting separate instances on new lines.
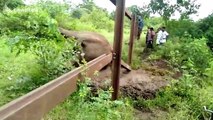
xmin=0 ymin=39 xmax=40 ymax=106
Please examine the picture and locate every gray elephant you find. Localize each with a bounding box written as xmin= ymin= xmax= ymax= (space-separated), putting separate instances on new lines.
xmin=59 ymin=27 xmax=112 ymax=62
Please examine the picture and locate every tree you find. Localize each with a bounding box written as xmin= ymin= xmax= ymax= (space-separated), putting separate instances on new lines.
xmin=196 ymin=13 xmax=213 ymax=50
xmin=148 ymin=0 xmax=200 ymax=25
xmin=80 ymin=0 xmax=96 ymax=12
xmin=127 ymin=5 xmax=150 ymax=19
xmin=71 ymin=0 xmax=97 ymax=19
xmin=176 ymin=0 xmax=201 ymax=19
xmin=0 ymin=0 xmax=24 ymax=11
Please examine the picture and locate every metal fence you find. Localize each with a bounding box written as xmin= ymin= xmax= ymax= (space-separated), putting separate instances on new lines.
xmin=0 ymin=0 xmax=138 ymax=119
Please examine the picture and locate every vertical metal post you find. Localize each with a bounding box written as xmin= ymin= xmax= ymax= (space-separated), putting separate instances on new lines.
xmin=111 ymin=0 xmax=125 ymax=100
xmin=135 ymin=19 xmax=138 ymax=38
xmin=128 ymin=14 xmax=136 ymax=65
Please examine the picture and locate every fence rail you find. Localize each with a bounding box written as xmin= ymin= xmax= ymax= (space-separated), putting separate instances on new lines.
xmin=0 ymin=0 xmax=138 ymax=119
xmin=0 ymin=54 xmax=112 ymax=120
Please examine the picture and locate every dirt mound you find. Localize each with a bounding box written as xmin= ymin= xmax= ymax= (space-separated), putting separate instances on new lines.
xmin=119 ymin=69 xmax=168 ymax=99
xmin=90 ymin=66 xmax=169 ymax=99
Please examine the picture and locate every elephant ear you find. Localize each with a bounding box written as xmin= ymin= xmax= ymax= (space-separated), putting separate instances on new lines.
xmin=81 ymin=41 xmax=86 ymax=48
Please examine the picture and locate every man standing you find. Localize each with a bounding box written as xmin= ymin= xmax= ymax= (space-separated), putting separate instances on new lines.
xmin=146 ymin=27 xmax=155 ymax=48
xmin=156 ymin=27 xmax=169 ymax=45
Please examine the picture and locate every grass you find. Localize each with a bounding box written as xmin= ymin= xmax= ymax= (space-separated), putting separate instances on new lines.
xmin=43 ymin=80 xmax=134 ymax=120
xmin=134 ymin=38 xmax=213 ymax=120
xmin=0 ymin=39 xmax=41 ymax=106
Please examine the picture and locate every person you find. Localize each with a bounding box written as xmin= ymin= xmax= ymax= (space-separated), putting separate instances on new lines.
xmin=156 ymin=27 xmax=162 ymax=45
xmin=146 ymin=27 xmax=155 ymax=49
xmin=162 ymin=27 xmax=169 ymax=41
xmin=137 ymin=16 xmax=144 ymax=40
xmin=156 ymin=27 xmax=169 ymax=45
xmin=145 ymin=26 xmax=150 ymax=44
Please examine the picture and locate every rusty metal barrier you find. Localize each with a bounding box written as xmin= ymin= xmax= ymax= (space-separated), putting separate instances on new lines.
xmin=0 ymin=0 xmax=138 ymax=119
xmin=110 ymin=0 xmax=132 ymax=20
xmin=0 ymin=54 xmax=112 ymax=120
xmin=110 ymin=0 xmax=137 ymax=66
xmin=128 ymin=14 xmax=136 ymax=65
xmin=111 ymin=0 xmax=126 ymax=100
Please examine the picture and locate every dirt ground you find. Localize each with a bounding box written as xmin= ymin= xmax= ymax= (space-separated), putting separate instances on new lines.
xmin=90 ymin=60 xmax=171 ymax=100
xmin=90 ymin=59 xmax=180 ymax=120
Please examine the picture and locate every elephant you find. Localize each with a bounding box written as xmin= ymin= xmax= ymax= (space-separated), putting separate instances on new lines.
xmin=59 ymin=27 xmax=131 ymax=71
xmin=59 ymin=27 xmax=113 ymax=62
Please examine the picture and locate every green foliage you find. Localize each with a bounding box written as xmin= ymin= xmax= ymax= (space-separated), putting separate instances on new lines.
xmin=80 ymin=0 xmax=96 ymax=12
xmin=196 ymin=13 xmax=213 ymax=50
xmin=127 ymin=5 xmax=150 ymax=19
xmin=0 ymin=0 xmax=24 ymax=11
xmin=143 ymin=36 xmax=213 ymax=119
xmin=0 ymin=6 xmax=61 ymax=52
xmin=167 ymin=19 xmax=198 ymax=38
xmin=71 ymin=0 xmax=97 ymax=19
xmin=0 ymin=38 xmax=40 ymax=105
xmin=145 ymin=17 xmax=163 ymax=29
xmin=149 ymin=0 xmax=176 ymax=23
xmin=136 ymin=74 xmax=213 ymax=119
xmin=69 ymin=0 xmax=114 ymax=32
xmin=0 ymin=5 xmax=81 ymax=103
xmin=151 ymin=38 xmax=212 ymax=75
xmin=79 ymin=8 xmax=114 ymax=32
xmin=204 ymin=61 xmax=213 ymax=82
xmin=37 ymin=0 xmax=68 ymax=19
xmin=148 ymin=0 xmax=200 ymax=24
xmin=45 ymin=79 xmax=134 ymax=120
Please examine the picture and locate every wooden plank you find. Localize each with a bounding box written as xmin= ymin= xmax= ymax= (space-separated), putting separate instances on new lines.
xmin=0 ymin=54 xmax=112 ymax=120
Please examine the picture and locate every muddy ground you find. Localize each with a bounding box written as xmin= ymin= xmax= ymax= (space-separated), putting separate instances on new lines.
xmin=90 ymin=59 xmax=175 ymax=99
xmin=90 ymin=59 xmax=181 ymax=120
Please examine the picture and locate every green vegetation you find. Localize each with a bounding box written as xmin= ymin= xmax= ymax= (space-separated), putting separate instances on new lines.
xmin=0 ymin=0 xmax=213 ymax=120
xmin=135 ymin=38 xmax=213 ymax=119
xmin=0 ymin=0 xmax=133 ymax=119
xmin=44 ymin=79 xmax=133 ymax=120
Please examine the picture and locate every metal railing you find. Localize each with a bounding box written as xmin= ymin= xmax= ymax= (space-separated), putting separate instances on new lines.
xmin=0 ymin=0 xmax=137 ymax=119
xmin=0 ymin=54 xmax=112 ymax=120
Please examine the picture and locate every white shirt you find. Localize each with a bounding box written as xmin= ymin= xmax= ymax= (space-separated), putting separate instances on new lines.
xmin=156 ymin=30 xmax=169 ymax=44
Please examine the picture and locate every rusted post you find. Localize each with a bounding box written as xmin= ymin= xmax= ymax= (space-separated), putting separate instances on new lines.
xmin=111 ymin=0 xmax=125 ymax=100
xmin=109 ymin=0 xmax=131 ymax=20
xmin=128 ymin=14 xmax=136 ymax=65
xmin=135 ymin=18 xmax=138 ymax=38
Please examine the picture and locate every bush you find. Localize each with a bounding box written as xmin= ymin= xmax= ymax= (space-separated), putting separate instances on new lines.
xmin=144 ymin=37 xmax=213 ymax=119
xmin=196 ymin=13 xmax=213 ymax=50
xmin=0 ymin=6 xmax=81 ymax=95
xmin=167 ymin=19 xmax=198 ymax=38
xmin=135 ymin=74 xmax=213 ymax=119
xmin=151 ymin=37 xmax=212 ymax=75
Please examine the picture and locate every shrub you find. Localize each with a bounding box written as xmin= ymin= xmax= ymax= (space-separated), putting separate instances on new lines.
xmin=196 ymin=13 xmax=213 ymax=50
xmin=167 ymin=19 xmax=198 ymax=38
xmin=0 ymin=6 xmax=81 ymax=95
xmin=152 ymin=37 xmax=212 ymax=75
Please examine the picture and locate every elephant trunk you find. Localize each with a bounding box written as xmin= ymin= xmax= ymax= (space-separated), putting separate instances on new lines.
xmin=59 ymin=27 xmax=80 ymax=39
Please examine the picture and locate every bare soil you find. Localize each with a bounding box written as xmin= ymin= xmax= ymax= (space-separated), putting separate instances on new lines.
xmin=90 ymin=59 xmax=180 ymax=120
xmin=90 ymin=61 xmax=170 ymax=100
